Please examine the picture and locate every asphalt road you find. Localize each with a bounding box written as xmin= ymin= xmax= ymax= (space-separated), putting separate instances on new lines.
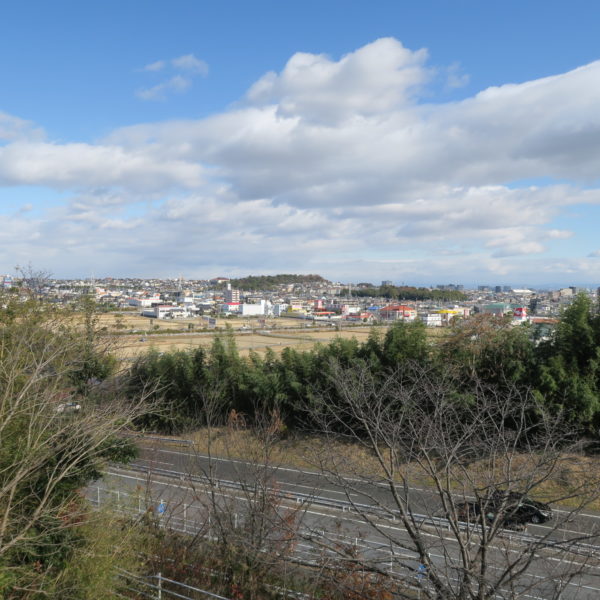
xmin=93 ymin=439 xmax=600 ymax=599
xmin=134 ymin=442 xmax=600 ymax=545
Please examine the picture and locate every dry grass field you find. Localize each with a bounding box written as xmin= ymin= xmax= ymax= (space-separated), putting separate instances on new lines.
xmin=88 ymin=310 xmax=389 ymax=359
xmin=93 ymin=312 xmax=452 ymax=359
xmin=116 ymin=324 xmax=379 ymax=358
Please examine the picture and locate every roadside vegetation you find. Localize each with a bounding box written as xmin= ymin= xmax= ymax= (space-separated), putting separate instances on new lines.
xmin=5 ymin=282 xmax=600 ymax=599
xmin=0 ymin=291 xmax=149 ymax=598
xmin=128 ymin=293 xmax=600 ymax=438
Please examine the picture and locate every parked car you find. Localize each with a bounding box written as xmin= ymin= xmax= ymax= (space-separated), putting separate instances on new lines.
xmin=456 ymin=490 xmax=552 ymax=530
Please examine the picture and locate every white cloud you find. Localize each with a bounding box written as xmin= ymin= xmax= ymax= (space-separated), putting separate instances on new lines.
xmin=247 ymin=38 xmax=429 ymax=124
xmin=545 ymin=229 xmax=573 ymax=240
xmin=0 ymin=141 xmax=203 ymax=190
xmin=136 ymin=75 xmax=192 ymax=101
xmin=136 ymin=53 xmax=208 ymax=101
xmin=0 ymin=111 xmax=45 ymax=142
xmin=171 ymin=54 xmax=209 ymax=75
xmin=141 ymin=59 xmax=166 ymax=72
xmin=4 ymin=39 xmax=600 ymax=282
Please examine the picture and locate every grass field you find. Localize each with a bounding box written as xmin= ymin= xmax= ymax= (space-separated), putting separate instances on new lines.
xmin=116 ymin=325 xmax=379 ymax=358
xmin=96 ymin=312 xmax=448 ymax=359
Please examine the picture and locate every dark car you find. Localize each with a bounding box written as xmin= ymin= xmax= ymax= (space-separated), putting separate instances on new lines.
xmin=456 ymin=490 xmax=552 ymax=530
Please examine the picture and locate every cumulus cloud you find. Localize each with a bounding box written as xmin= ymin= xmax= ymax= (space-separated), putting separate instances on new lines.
xmin=247 ymin=37 xmax=429 ymax=123
xmin=137 ymin=53 xmax=208 ymax=101
xmin=0 ymin=141 xmax=203 ymax=190
xmin=4 ymin=38 xmax=600 ymax=281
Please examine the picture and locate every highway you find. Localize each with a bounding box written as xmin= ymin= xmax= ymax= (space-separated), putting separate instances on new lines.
xmin=134 ymin=441 xmax=600 ymax=545
xmin=92 ymin=439 xmax=600 ymax=599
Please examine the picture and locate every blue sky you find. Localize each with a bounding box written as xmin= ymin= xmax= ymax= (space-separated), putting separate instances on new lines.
xmin=2 ymin=0 xmax=600 ymax=286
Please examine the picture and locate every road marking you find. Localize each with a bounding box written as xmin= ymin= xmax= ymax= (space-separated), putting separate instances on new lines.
xmin=109 ymin=466 xmax=600 ymax=566
xmin=96 ymin=470 xmax=600 ymax=597
xmin=134 ymin=458 xmax=174 ymax=467
xmin=136 ymin=453 xmax=599 ymax=540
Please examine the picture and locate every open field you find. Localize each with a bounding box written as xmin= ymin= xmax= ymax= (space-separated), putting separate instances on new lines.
xmin=116 ymin=325 xmax=379 ymax=358
xmin=96 ymin=312 xmax=450 ymax=359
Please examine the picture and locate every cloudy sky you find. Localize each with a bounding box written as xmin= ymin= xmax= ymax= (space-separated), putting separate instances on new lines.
xmin=2 ymin=1 xmax=600 ymax=286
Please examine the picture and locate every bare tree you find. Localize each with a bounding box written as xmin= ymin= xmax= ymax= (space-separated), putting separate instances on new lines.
xmin=303 ymin=362 xmax=600 ymax=600
xmin=13 ymin=263 xmax=53 ymax=300
xmin=0 ymin=292 xmax=151 ymax=596
xmin=137 ymin=389 xmax=315 ymax=600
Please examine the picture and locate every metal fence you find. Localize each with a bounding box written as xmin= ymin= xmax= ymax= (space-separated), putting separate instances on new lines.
xmin=117 ymin=569 xmax=231 ymax=600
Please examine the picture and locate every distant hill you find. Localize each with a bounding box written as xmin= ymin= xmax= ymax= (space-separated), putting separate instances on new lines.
xmin=227 ymin=274 xmax=328 ymax=291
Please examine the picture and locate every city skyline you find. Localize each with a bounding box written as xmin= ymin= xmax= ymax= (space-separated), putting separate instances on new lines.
xmin=2 ymin=1 xmax=600 ymax=286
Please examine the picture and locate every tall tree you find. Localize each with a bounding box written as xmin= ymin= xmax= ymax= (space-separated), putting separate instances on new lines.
xmin=535 ymin=294 xmax=600 ymax=428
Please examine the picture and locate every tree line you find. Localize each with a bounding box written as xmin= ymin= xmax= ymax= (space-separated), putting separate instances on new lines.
xmin=341 ymin=284 xmax=468 ymax=302
xmin=127 ymin=293 xmax=600 ymax=437
xmin=219 ymin=273 xmax=327 ymax=291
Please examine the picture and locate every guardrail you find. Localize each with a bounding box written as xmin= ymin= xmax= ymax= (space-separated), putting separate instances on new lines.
xmin=117 ymin=569 xmax=231 ymax=600
xmin=90 ymin=484 xmax=415 ymax=581
xmin=91 ymin=479 xmax=600 ymax=600
xmin=117 ymin=462 xmax=600 ymax=559
xmin=121 ymin=434 xmax=195 ymax=447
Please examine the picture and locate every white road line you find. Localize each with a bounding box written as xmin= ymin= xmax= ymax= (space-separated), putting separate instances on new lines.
xmin=133 ymin=457 xmax=362 ymax=498
xmin=108 ymin=467 xmax=600 ymax=560
xmin=134 ymin=458 xmax=174 ymax=467
xmin=96 ymin=471 xmax=600 ymax=595
xmin=135 ymin=456 xmax=600 ymax=539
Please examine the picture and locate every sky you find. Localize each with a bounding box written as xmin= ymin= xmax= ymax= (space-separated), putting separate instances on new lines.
xmin=2 ymin=0 xmax=600 ymax=287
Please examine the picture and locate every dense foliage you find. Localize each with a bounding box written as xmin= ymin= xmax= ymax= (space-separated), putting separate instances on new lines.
xmin=128 ymin=294 xmax=600 ymax=437
xmin=342 ymin=285 xmax=468 ymax=302
xmin=221 ymin=273 xmax=327 ymax=291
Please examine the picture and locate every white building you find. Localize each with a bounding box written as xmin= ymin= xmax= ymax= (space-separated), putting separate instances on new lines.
xmin=128 ymin=295 xmax=161 ymax=308
xmin=420 ymin=313 xmax=442 ymax=327
xmin=143 ymin=305 xmax=189 ymax=319
xmin=224 ymin=283 xmax=240 ymax=303
xmin=272 ymin=303 xmax=289 ymax=317
xmin=241 ymin=300 xmax=268 ymax=316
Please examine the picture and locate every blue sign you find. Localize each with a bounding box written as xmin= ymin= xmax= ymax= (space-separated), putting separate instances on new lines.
xmin=416 ymin=563 xmax=427 ymax=580
xmin=157 ymin=500 xmax=166 ymax=515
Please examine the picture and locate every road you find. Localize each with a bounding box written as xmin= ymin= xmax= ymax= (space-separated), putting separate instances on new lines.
xmin=92 ymin=439 xmax=600 ymax=599
xmin=134 ymin=441 xmax=600 ymax=545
